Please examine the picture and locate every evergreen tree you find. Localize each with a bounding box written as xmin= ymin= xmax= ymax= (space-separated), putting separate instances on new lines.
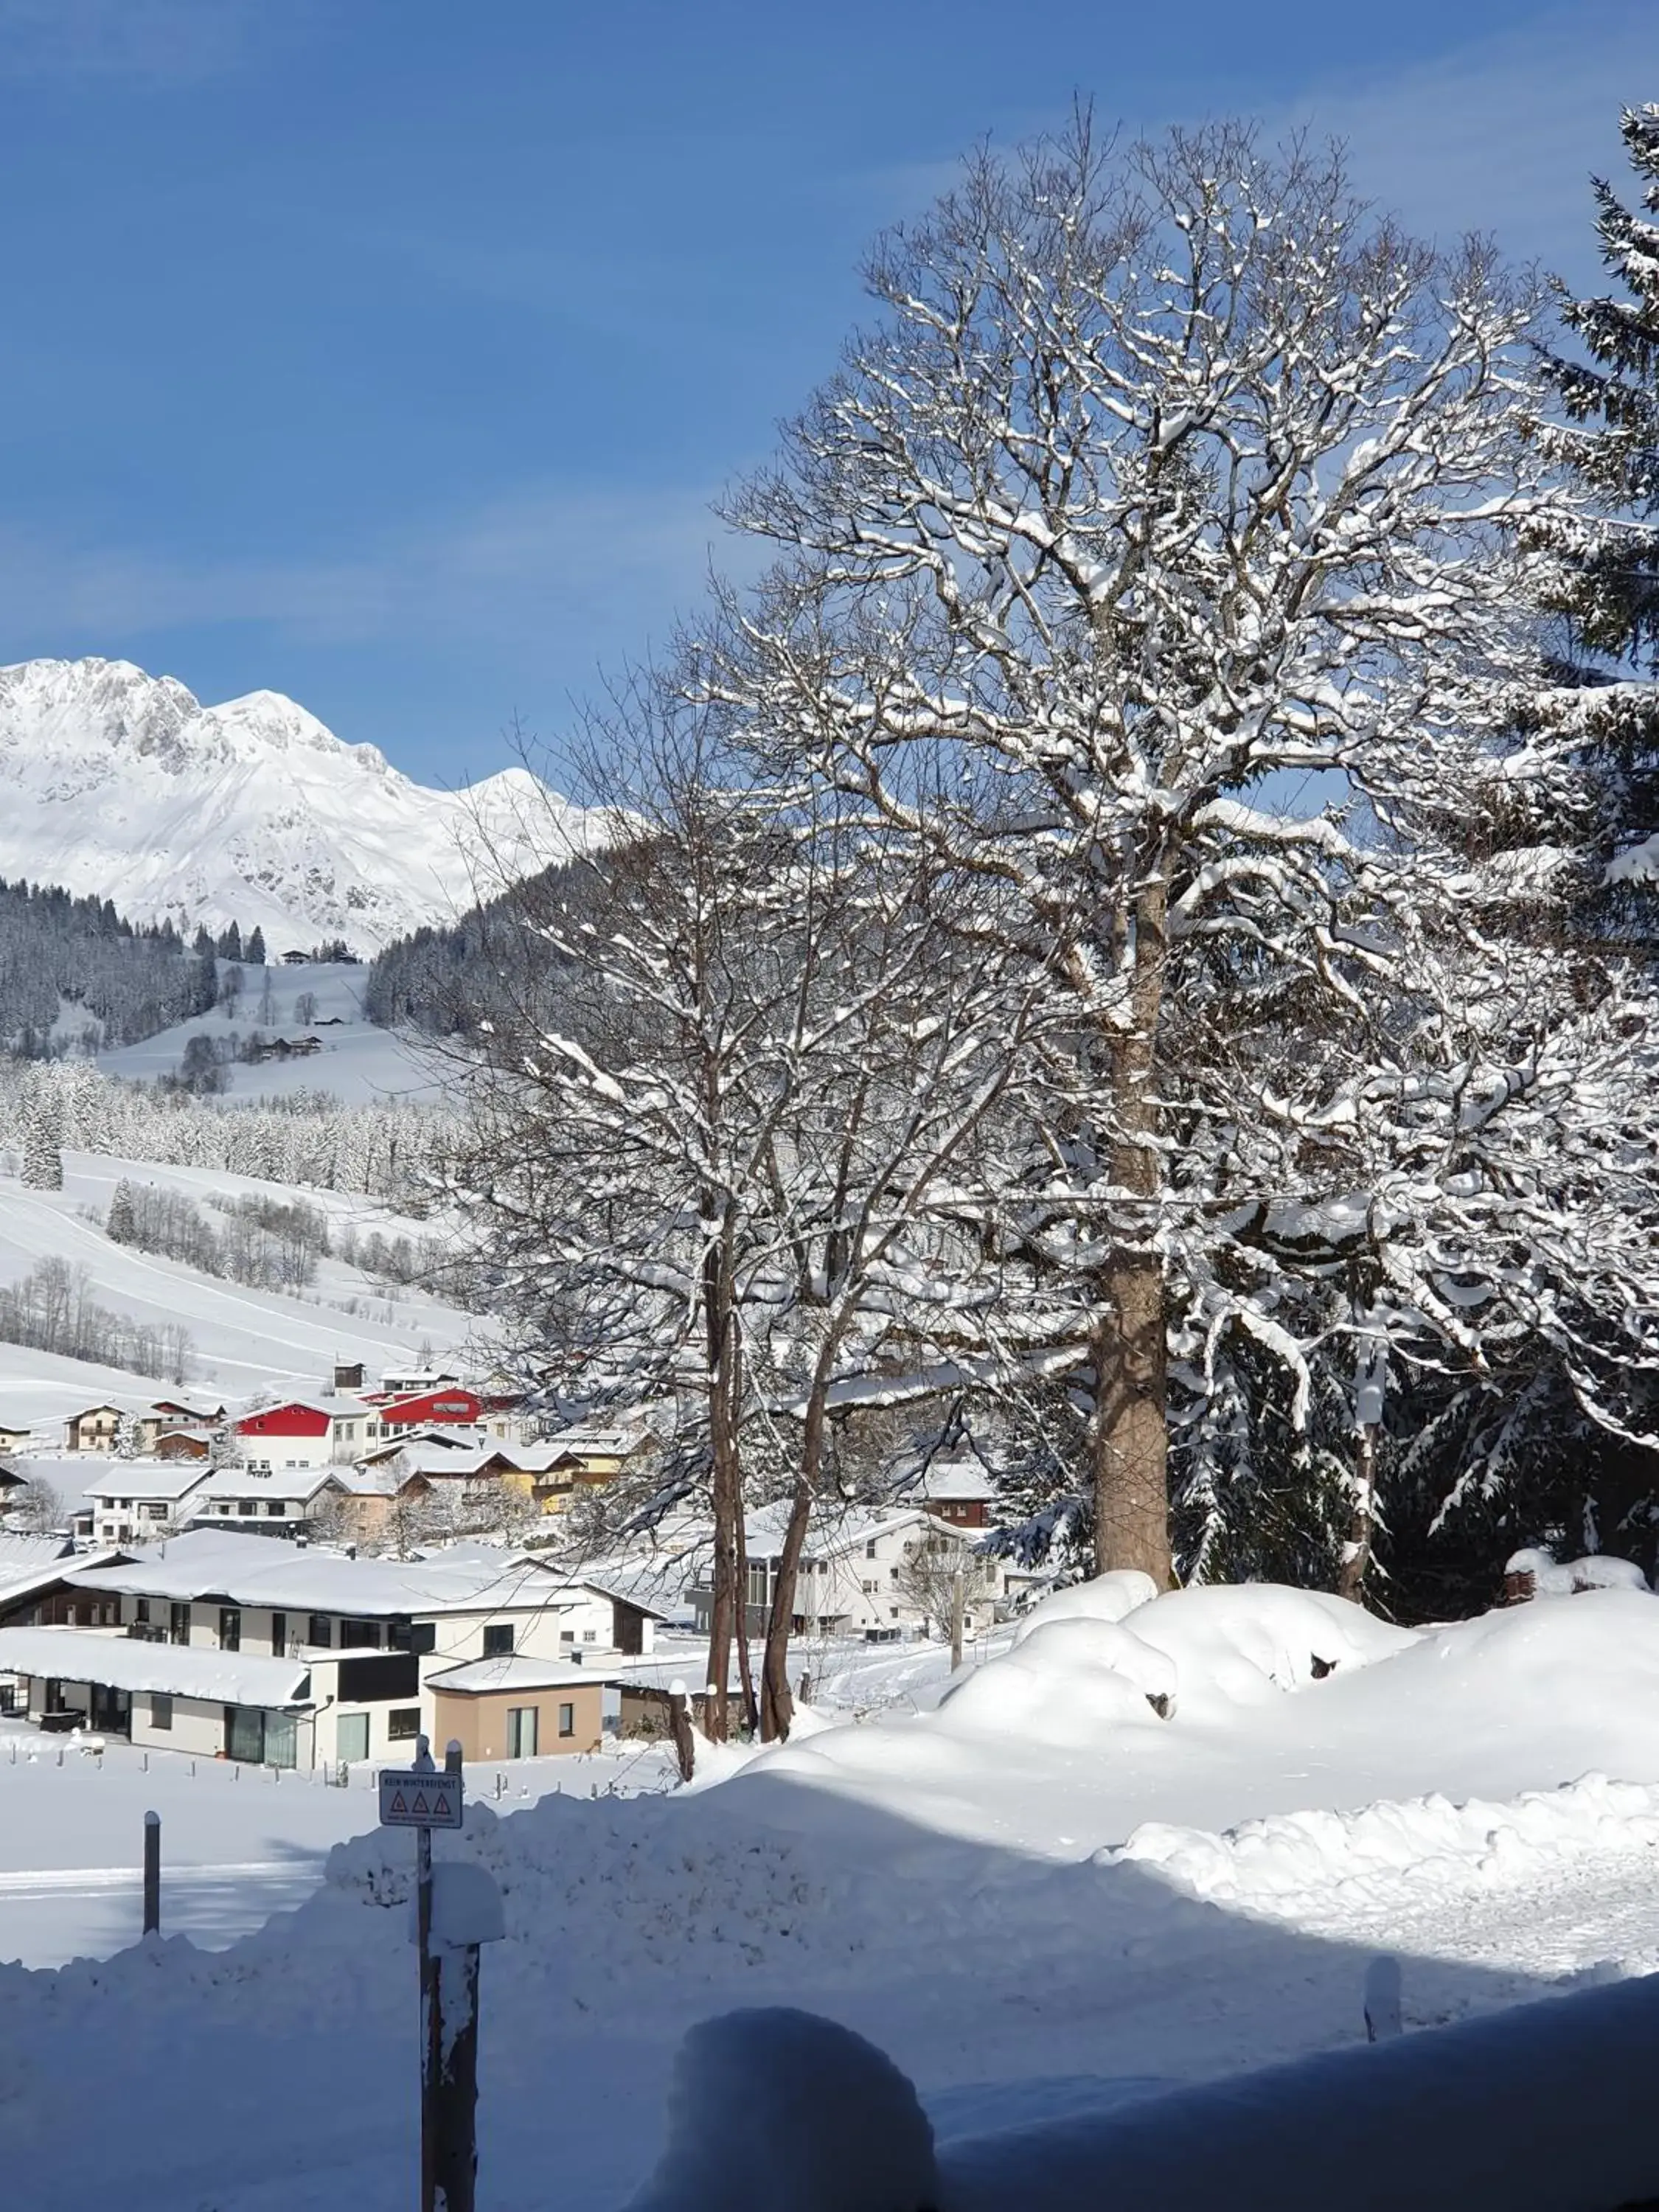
xmin=246 ymin=925 xmax=266 ymax=964
xmin=106 ymin=1178 xmax=136 ymax=1244
xmin=20 ymin=1097 xmax=63 ymax=1191
xmin=218 ymin=920 xmax=243 ymax=962
xmin=1536 ymin=102 xmax=1659 ymax=952
xmin=192 ymin=923 xmax=214 ymax=957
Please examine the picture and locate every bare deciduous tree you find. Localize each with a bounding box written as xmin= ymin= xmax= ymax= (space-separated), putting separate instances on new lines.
xmin=718 ymin=117 xmax=1575 ymax=1582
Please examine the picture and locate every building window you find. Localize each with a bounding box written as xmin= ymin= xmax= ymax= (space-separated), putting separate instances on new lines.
xmin=219 ymin=1607 xmax=241 ymax=1652
xmin=135 ymin=1598 xmax=150 ymax=1624
xmin=387 ymin=1708 xmax=422 ymax=1740
xmin=237 ymin=1501 xmax=256 ymax=1516
xmin=271 ymin=1613 xmax=287 ymax=1656
xmin=150 ymin=1693 xmax=173 ymax=1731
xmin=307 ymin=1614 xmax=333 ymax=1648
xmin=557 ymin=1703 xmax=575 ymax=1739
xmin=866 ymin=1540 xmax=878 ymax=1559
xmin=582 ymin=1630 xmax=597 ymax=1643
xmin=338 ymin=1618 xmax=380 ymax=1649
xmin=482 ymin=1624 xmax=514 ymax=1657
xmin=170 ymin=1601 xmax=191 ymax=1646
xmin=267 ymin=1501 xmax=285 ymax=1517
xmin=559 ymin=1630 xmax=574 ymax=1643
xmin=506 ymin=1705 xmax=538 ymax=1758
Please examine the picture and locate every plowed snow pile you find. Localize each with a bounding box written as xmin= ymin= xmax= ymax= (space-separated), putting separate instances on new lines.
xmin=7 ymin=1576 xmax=1659 ymax=2210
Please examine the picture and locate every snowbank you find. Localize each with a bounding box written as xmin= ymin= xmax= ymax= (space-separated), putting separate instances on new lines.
xmin=1115 ymin=1770 xmax=1659 ymax=1916
xmin=1505 ymin=1546 xmax=1651 ymax=1596
xmin=947 ymin=1578 xmax=1413 ymax=1742
xmin=1009 ymin=1568 xmax=1158 ymax=1640
xmin=1121 ymin=1583 xmax=1417 ymax=1718
xmin=936 ymin=1616 xmax=1175 ymax=1744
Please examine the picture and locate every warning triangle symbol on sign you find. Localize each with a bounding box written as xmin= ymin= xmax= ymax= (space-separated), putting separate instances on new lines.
xmin=411 ymin=1791 xmax=430 ymax=1816
xmin=390 ymin=1792 xmax=408 ymax=1814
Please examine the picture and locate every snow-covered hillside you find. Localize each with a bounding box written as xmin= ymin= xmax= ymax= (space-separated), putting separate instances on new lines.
xmin=0 ymin=1147 xmax=472 ymax=1425
xmin=0 ymin=657 xmax=598 ymax=953
xmin=96 ymin=959 xmax=442 ymax=1105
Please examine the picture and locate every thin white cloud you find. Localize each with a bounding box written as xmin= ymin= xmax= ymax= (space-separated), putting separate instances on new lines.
xmin=1276 ymin=1 xmax=1659 ymax=280
xmin=0 ymin=482 xmax=746 ymax=664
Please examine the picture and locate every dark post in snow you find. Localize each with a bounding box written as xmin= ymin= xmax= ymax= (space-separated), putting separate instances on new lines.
xmin=417 ymin=1745 xmax=439 ymax=2212
xmin=380 ymin=1730 xmax=467 ymax=2212
xmin=426 ymin=1745 xmax=504 ymax=2212
xmin=667 ymin=1680 xmax=696 ymax=1784
xmin=429 ymin=1741 xmax=466 ymax=2212
xmin=142 ymin=1809 xmax=160 ymax=1935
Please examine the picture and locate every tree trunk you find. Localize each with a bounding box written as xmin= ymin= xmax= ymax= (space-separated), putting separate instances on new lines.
xmin=759 ymin=1382 xmax=828 ymax=1742
xmin=702 ymin=1239 xmax=741 ymax=1741
xmin=950 ymin=1565 xmax=964 ymax=1673
xmin=1338 ymin=1422 xmax=1377 ymax=1604
xmin=759 ymin=1472 xmax=813 ymax=1742
xmin=1092 ymin=881 xmax=1173 ymax=1586
xmin=732 ymin=1484 xmax=759 ymax=1737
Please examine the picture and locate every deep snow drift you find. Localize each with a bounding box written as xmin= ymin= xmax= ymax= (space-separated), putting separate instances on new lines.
xmin=5 ymin=1577 xmax=1659 ymax=2208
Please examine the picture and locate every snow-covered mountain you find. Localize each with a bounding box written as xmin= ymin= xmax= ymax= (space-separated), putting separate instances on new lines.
xmin=0 ymin=657 xmax=597 ymax=953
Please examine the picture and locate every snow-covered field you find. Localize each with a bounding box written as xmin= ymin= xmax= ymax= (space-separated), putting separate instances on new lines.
xmin=4 ymin=1578 xmax=1659 ymax=2209
xmin=0 ymin=1144 xmax=473 ymax=1430
xmin=96 ymin=959 xmax=441 ymax=1105
xmin=0 ymin=1717 xmax=678 ymax=1968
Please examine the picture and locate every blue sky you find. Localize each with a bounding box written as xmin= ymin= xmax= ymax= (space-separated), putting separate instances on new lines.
xmin=1 ymin=0 xmax=1655 ymax=790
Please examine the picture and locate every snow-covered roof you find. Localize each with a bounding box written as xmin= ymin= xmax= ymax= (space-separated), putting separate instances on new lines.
xmin=80 ymin=1462 xmax=214 ymax=1503
xmin=428 ymin=1652 xmax=620 ymax=1694
xmin=911 ymin=1461 xmax=998 ymax=1503
xmin=237 ymin=1396 xmax=369 ymax=1425
xmin=358 ymin=1442 xmax=524 ymax=1480
xmin=0 ymin=1532 xmax=83 ymax=1604
xmin=187 ymin=1467 xmax=341 ymax=1503
xmin=358 ymin=1430 xmax=482 ymax=1466
xmin=612 ymin=1646 xmax=744 ymax=1695
xmin=332 ymin=1461 xmax=423 ymax=1497
xmin=740 ymin=1500 xmax=937 ymax=1560
xmin=66 ymin=1528 xmax=581 ymax=1619
xmin=544 ymin=1425 xmax=650 ymax=1458
xmin=0 ymin=1624 xmax=313 ymax=1707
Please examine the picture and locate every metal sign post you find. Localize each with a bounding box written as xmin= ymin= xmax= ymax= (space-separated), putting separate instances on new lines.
xmin=380 ymin=1736 xmax=465 ymax=2212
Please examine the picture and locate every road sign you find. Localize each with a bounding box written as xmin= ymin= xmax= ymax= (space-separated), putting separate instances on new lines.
xmin=379 ymin=1768 xmax=465 ymax=1829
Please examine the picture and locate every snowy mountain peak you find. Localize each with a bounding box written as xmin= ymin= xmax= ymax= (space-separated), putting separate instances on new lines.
xmin=0 ymin=655 xmax=597 ymax=953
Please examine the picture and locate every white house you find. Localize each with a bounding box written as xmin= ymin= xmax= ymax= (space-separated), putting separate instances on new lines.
xmin=0 ymin=1528 xmax=663 ymax=1769
xmin=81 ymin=1460 xmax=212 ymax=1545
xmin=692 ymin=1504 xmax=1005 ymax=1643
xmin=182 ymin=1464 xmax=347 ymax=1534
